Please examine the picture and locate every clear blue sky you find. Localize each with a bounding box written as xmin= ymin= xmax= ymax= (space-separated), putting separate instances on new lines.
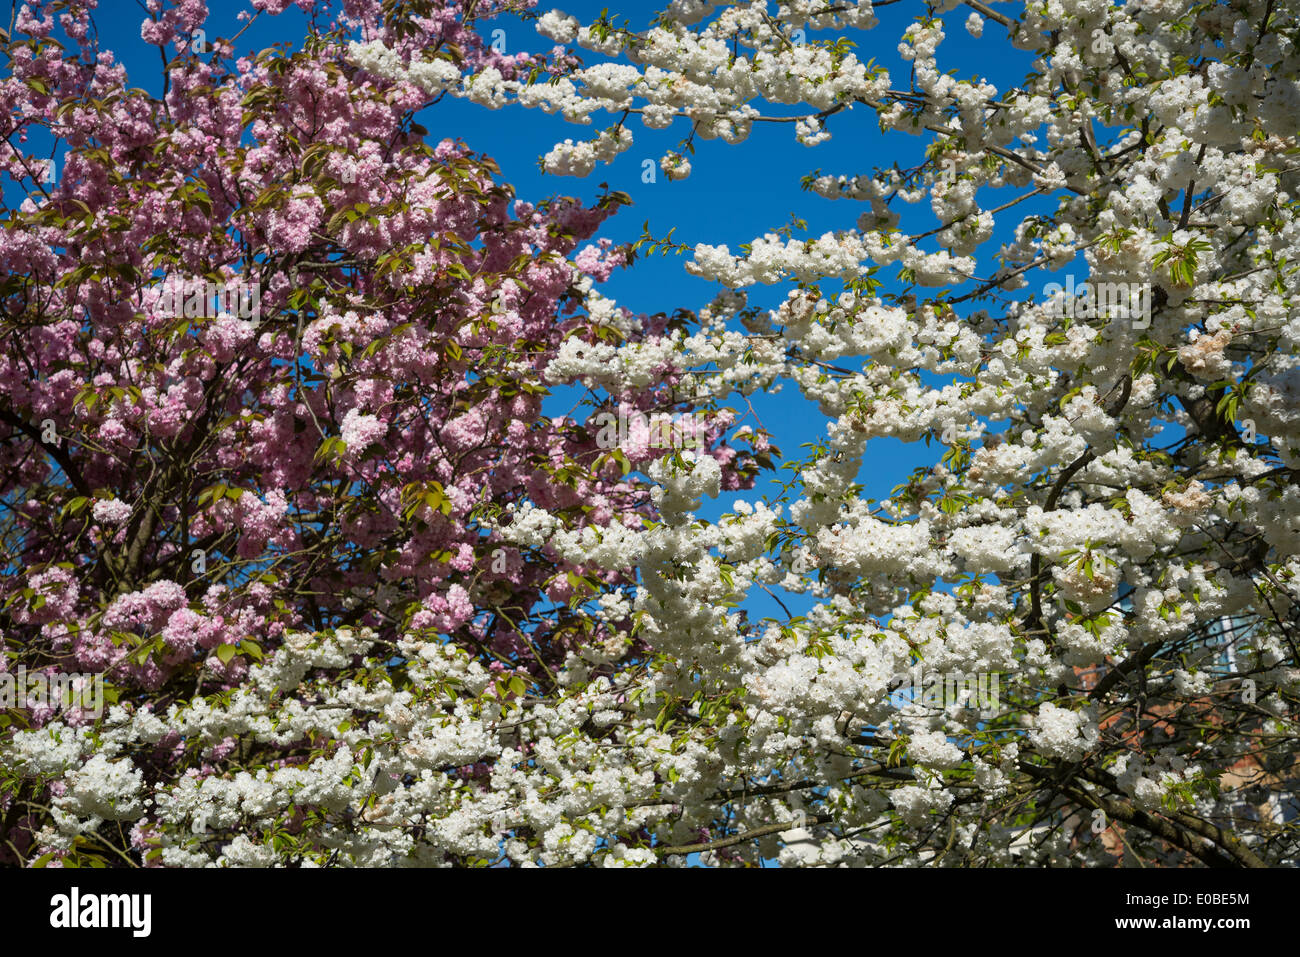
xmin=59 ymin=2 xmax=1059 ymax=621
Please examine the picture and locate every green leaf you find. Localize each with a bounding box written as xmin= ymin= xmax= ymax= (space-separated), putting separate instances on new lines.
xmin=611 ymin=448 xmax=631 ymax=475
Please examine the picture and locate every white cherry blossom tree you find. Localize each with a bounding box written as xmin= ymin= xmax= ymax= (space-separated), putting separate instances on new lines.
xmin=342 ymin=0 xmax=1300 ymax=867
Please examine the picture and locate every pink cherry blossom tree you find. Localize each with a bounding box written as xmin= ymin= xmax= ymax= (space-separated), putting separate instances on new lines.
xmin=0 ymin=0 xmax=764 ymax=866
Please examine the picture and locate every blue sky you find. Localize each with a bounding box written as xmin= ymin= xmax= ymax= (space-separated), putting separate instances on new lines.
xmin=47 ymin=2 xmax=1065 ymax=623
xmin=402 ymin=3 xmax=1052 ymax=523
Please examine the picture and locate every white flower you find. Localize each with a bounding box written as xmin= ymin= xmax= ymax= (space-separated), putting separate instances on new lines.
xmin=542 ymin=127 xmax=634 ymax=176
xmin=907 ymin=730 xmax=965 ymax=770
xmin=537 ymin=10 xmax=581 ymax=43
xmin=660 ymin=151 xmax=691 ymax=181
xmin=1029 ymin=704 xmax=1099 ymax=761
xmin=889 ymin=785 xmax=953 ymax=827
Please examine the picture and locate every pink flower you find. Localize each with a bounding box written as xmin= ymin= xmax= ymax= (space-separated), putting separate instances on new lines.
xmin=442 ymin=407 xmax=488 ymax=451
xmin=572 ymin=240 xmax=625 ymax=282
xmin=421 ymin=584 xmax=475 ymax=632
xmin=340 ymin=409 xmax=385 ymax=456
xmin=91 ymin=498 xmax=132 ymax=525
xmin=266 ymin=187 xmax=323 ymax=253
xmin=161 ymin=607 xmax=224 ymax=656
